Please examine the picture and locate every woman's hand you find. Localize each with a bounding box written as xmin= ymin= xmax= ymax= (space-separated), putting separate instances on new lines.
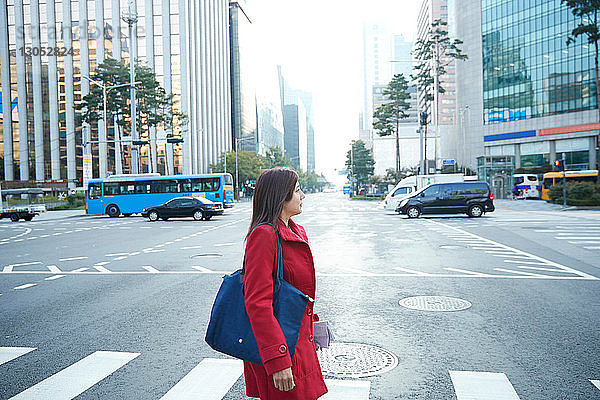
xmin=272 ymin=367 xmax=295 ymax=392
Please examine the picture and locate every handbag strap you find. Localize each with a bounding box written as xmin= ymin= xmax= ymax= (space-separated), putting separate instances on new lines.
xmin=243 ymin=222 xmax=283 ymax=283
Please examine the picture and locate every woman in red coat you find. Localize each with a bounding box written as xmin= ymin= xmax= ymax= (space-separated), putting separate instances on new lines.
xmin=243 ymin=167 xmax=328 ymax=400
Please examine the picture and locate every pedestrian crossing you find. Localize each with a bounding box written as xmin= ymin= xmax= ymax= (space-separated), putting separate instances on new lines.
xmin=2 ymin=347 xmax=599 ymax=399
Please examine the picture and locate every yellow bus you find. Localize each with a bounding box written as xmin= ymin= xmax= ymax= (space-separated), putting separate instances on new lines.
xmin=541 ymin=170 xmax=598 ymax=200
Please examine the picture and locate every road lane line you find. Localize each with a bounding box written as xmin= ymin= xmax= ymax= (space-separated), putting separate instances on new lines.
xmin=492 ymin=254 xmax=533 ymax=259
xmin=214 ymin=242 xmax=235 ymax=247
xmin=0 ymin=347 xmax=36 ymax=366
xmin=444 ymin=267 xmax=495 ymax=277
xmin=584 ymin=246 xmax=600 ymax=250
xmin=113 ymin=256 xmax=128 ymax=260
xmin=143 ymin=249 xmax=165 ymax=253
xmin=105 ymin=253 xmax=129 ymax=257
xmin=94 ymin=262 xmax=110 ymax=266
xmin=142 ymin=266 xmax=159 ymax=273
xmin=45 ymin=275 xmax=66 ymax=281
xmin=555 ymin=237 xmax=600 ymax=240
xmin=191 ymin=266 xmax=213 ymax=273
xmin=321 ymin=379 xmax=371 ymax=400
xmin=129 ymin=251 xmax=141 ymax=256
xmin=494 ymin=268 xmax=547 ymax=277
xmin=159 ymin=358 xmax=243 ymax=400
xmin=46 ymin=265 xmax=62 ymax=273
xmin=14 ymin=283 xmax=37 ymax=290
xmin=59 ymin=256 xmax=88 ymax=262
xmin=93 ymin=266 xmax=112 ymax=273
xmin=180 ymin=245 xmax=203 ymax=250
xmin=9 ymin=351 xmax=140 ymax=400
xmin=393 ymin=267 xmax=432 ymax=276
xmin=503 ymin=260 xmax=553 ymax=266
xmin=591 ymin=380 xmax=600 ymax=390
xmin=426 ymin=219 xmax=598 ymax=280
xmin=449 ymin=371 xmax=521 ymax=400
xmin=72 ymin=267 xmax=89 ymax=273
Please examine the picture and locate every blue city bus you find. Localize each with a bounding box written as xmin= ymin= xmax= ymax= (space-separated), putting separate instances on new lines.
xmin=86 ymin=173 xmax=235 ymax=217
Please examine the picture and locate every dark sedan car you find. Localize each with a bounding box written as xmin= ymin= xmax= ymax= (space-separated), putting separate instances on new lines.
xmin=141 ymin=196 xmax=223 ymax=221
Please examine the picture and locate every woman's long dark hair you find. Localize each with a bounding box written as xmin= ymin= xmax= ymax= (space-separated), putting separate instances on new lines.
xmin=246 ymin=167 xmax=298 ymax=239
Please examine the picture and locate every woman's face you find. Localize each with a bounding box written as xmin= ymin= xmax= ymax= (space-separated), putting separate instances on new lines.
xmin=282 ymin=181 xmax=305 ymax=217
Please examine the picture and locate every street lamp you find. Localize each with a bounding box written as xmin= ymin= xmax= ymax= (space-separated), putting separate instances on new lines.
xmin=234 ymin=136 xmax=255 ymax=200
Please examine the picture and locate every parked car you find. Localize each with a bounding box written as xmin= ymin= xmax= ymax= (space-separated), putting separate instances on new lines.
xmin=141 ymin=196 xmax=223 ymax=221
xmin=396 ymin=181 xmax=495 ymax=218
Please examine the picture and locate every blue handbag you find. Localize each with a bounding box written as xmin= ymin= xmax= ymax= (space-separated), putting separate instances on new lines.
xmin=205 ymin=223 xmax=312 ymax=365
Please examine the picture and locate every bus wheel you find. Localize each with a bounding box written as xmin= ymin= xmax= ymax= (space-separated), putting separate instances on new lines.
xmin=106 ymin=205 xmax=120 ymax=218
xmin=193 ymin=210 xmax=204 ymax=221
xmin=10 ymin=213 xmax=19 ymax=222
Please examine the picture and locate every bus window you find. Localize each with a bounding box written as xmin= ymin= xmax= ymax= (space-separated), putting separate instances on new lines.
xmin=151 ymin=180 xmax=179 ymax=193
xmin=392 ymin=187 xmax=410 ymax=196
xmin=104 ymin=182 xmax=120 ymax=195
xmin=204 ymin=177 xmax=220 ymax=191
xmin=120 ymin=182 xmax=136 ymax=195
xmin=88 ymin=183 xmax=102 ymax=199
xmin=190 ymin=178 xmax=203 ymax=192
xmin=527 ymin=176 xmax=538 ymax=182
xmin=514 ymin=176 xmax=524 ymax=185
xmin=180 ymin=179 xmax=192 ymax=192
xmin=543 ymin=178 xmax=554 ymax=187
xmin=135 ymin=181 xmax=151 ymax=194
xmin=225 ymin=174 xmax=233 ymax=185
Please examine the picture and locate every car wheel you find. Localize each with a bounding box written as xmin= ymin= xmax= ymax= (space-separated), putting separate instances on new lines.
xmin=106 ymin=204 xmax=120 ymax=218
xmin=193 ymin=210 xmax=204 ymax=221
xmin=148 ymin=210 xmax=159 ymax=222
xmin=10 ymin=213 xmax=19 ymax=222
xmin=407 ymin=206 xmax=421 ymax=219
xmin=161 ymin=217 xmax=169 ymax=221
xmin=468 ymin=204 xmax=484 ymax=218
xmin=204 ymin=215 xmax=212 ymax=221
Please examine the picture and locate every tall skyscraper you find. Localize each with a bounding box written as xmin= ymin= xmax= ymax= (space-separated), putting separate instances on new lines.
xmin=0 ymin=0 xmax=231 ymax=186
xmin=453 ymin=0 xmax=598 ymax=192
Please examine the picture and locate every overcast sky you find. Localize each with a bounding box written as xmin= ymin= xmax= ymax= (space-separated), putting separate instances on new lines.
xmin=248 ymin=0 xmax=421 ymax=184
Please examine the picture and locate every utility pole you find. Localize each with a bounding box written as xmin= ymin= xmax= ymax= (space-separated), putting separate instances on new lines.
xmin=122 ymin=4 xmax=139 ymax=174
xmin=562 ymin=152 xmax=567 ymax=208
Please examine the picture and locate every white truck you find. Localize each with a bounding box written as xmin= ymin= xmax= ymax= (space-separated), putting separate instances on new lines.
xmin=382 ymin=174 xmax=468 ymax=211
xmin=0 ymin=204 xmax=46 ymax=222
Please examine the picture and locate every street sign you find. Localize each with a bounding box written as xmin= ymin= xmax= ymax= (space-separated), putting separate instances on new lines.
xmin=442 ymin=159 xmax=455 ymax=166
xmin=83 ymin=155 xmax=92 ymax=188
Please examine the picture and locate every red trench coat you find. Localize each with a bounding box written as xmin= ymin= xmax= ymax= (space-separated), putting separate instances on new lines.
xmin=243 ymin=218 xmax=328 ymax=400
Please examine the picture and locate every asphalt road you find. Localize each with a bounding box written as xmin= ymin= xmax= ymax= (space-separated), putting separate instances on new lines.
xmin=1 ymin=193 xmax=599 ymax=399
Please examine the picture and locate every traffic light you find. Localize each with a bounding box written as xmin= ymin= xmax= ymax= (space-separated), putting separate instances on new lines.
xmin=554 ymin=159 xmax=564 ymax=170
xmin=167 ymin=137 xmax=184 ymax=144
xmin=419 ymin=111 xmax=428 ymax=126
xmin=132 ymin=140 xmax=149 ymax=145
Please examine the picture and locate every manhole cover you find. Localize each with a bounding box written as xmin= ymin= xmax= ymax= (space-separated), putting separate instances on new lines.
xmin=399 ymin=296 xmax=471 ymax=312
xmin=191 ymin=253 xmax=222 ymax=258
xmin=317 ymin=342 xmax=398 ymax=378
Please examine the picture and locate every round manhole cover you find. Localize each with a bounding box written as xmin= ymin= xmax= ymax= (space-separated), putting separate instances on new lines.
xmin=399 ymin=296 xmax=472 ymax=312
xmin=317 ymin=342 xmax=398 ymax=378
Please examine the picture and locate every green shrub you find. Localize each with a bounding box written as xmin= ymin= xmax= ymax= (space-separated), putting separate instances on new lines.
xmin=547 ymin=181 xmax=600 ymax=205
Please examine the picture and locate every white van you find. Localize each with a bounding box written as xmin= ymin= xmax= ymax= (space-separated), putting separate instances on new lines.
xmin=382 ymin=176 xmax=417 ymax=211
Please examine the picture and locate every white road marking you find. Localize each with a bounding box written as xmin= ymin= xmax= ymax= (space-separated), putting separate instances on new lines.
xmin=3 ymin=261 xmax=42 ymax=272
xmin=129 ymin=251 xmax=141 ymax=256
xmin=47 ymin=265 xmax=62 ymax=273
xmin=191 ymin=266 xmax=213 ymax=273
xmin=113 ymin=256 xmax=127 ymax=260
xmin=142 ymin=266 xmax=160 ymax=273
xmin=94 ymin=262 xmax=110 ymax=266
xmin=584 ymin=246 xmax=600 ymax=250
xmin=321 ymin=379 xmax=371 ymax=400
xmin=143 ymin=249 xmax=165 ymax=253
xmin=72 ymin=267 xmax=89 ymax=273
xmin=159 ymin=358 xmax=243 ymax=400
xmin=591 ymin=380 xmax=600 ymax=390
xmin=514 ymin=265 xmax=564 ymax=272
xmin=426 ymin=219 xmax=597 ymax=280
xmin=555 ymin=237 xmax=600 ymax=240
xmin=180 ymin=245 xmax=203 ymax=250
xmin=105 ymin=253 xmax=129 ymax=257
xmin=213 ymin=242 xmax=235 ymax=247
xmin=449 ymin=370 xmax=520 ymax=400
xmin=39 ymin=234 xmax=50 ymax=238
xmin=14 ymin=283 xmax=37 ymax=290
xmin=142 ymin=248 xmax=154 ymax=252
xmin=569 ymin=241 xmax=600 ymax=244
xmin=59 ymin=256 xmax=88 ymax=262
xmin=444 ymin=267 xmax=494 ymax=277
xmin=393 ymin=267 xmax=431 ymax=276
xmin=45 ymin=275 xmax=66 ymax=281
xmin=0 ymin=347 xmax=36 ymax=366
xmin=494 ymin=268 xmax=547 ymax=277
xmin=93 ymin=266 xmax=112 ymax=273
xmin=503 ymin=260 xmax=553 ymax=266
xmin=165 ymin=241 xmax=174 ymax=245
xmin=9 ymin=351 xmax=140 ymax=400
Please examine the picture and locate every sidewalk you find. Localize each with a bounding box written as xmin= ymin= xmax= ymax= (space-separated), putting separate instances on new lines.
xmin=35 ymin=209 xmax=90 ymax=222
xmin=495 ymin=199 xmax=600 ymax=213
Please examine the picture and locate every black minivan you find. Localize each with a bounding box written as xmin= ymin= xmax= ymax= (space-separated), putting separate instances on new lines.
xmin=396 ymin=181 xmax=495 ymax=218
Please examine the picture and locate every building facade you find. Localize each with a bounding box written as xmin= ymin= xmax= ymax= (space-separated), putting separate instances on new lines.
xmin=453 ymin=0 xmax=598 ymax=180
xmin=0 ymin=0 xmax=231 ymax=187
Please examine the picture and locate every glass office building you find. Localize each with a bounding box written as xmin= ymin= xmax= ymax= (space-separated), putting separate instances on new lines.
xmin=454 ymin=0 xmax=598 ymax=180
xmin=0 ymin=0 xmax=231 ymax=187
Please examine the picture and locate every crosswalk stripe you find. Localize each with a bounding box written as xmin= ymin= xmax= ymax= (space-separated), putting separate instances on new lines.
xmin=591 ymin=379 xmax=600 ymax=390
xmin=450 ymin=371 xmax=520 ymax=400
xmin=159 ymin=358 xmax=243 ymax=400
xmin=321 ymin=379 xmax=370 ymax=399
xmin=0 ymin=347 xmax=36 ymax=366
xmin=9 ymin=351 xmax=140 ymax=400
